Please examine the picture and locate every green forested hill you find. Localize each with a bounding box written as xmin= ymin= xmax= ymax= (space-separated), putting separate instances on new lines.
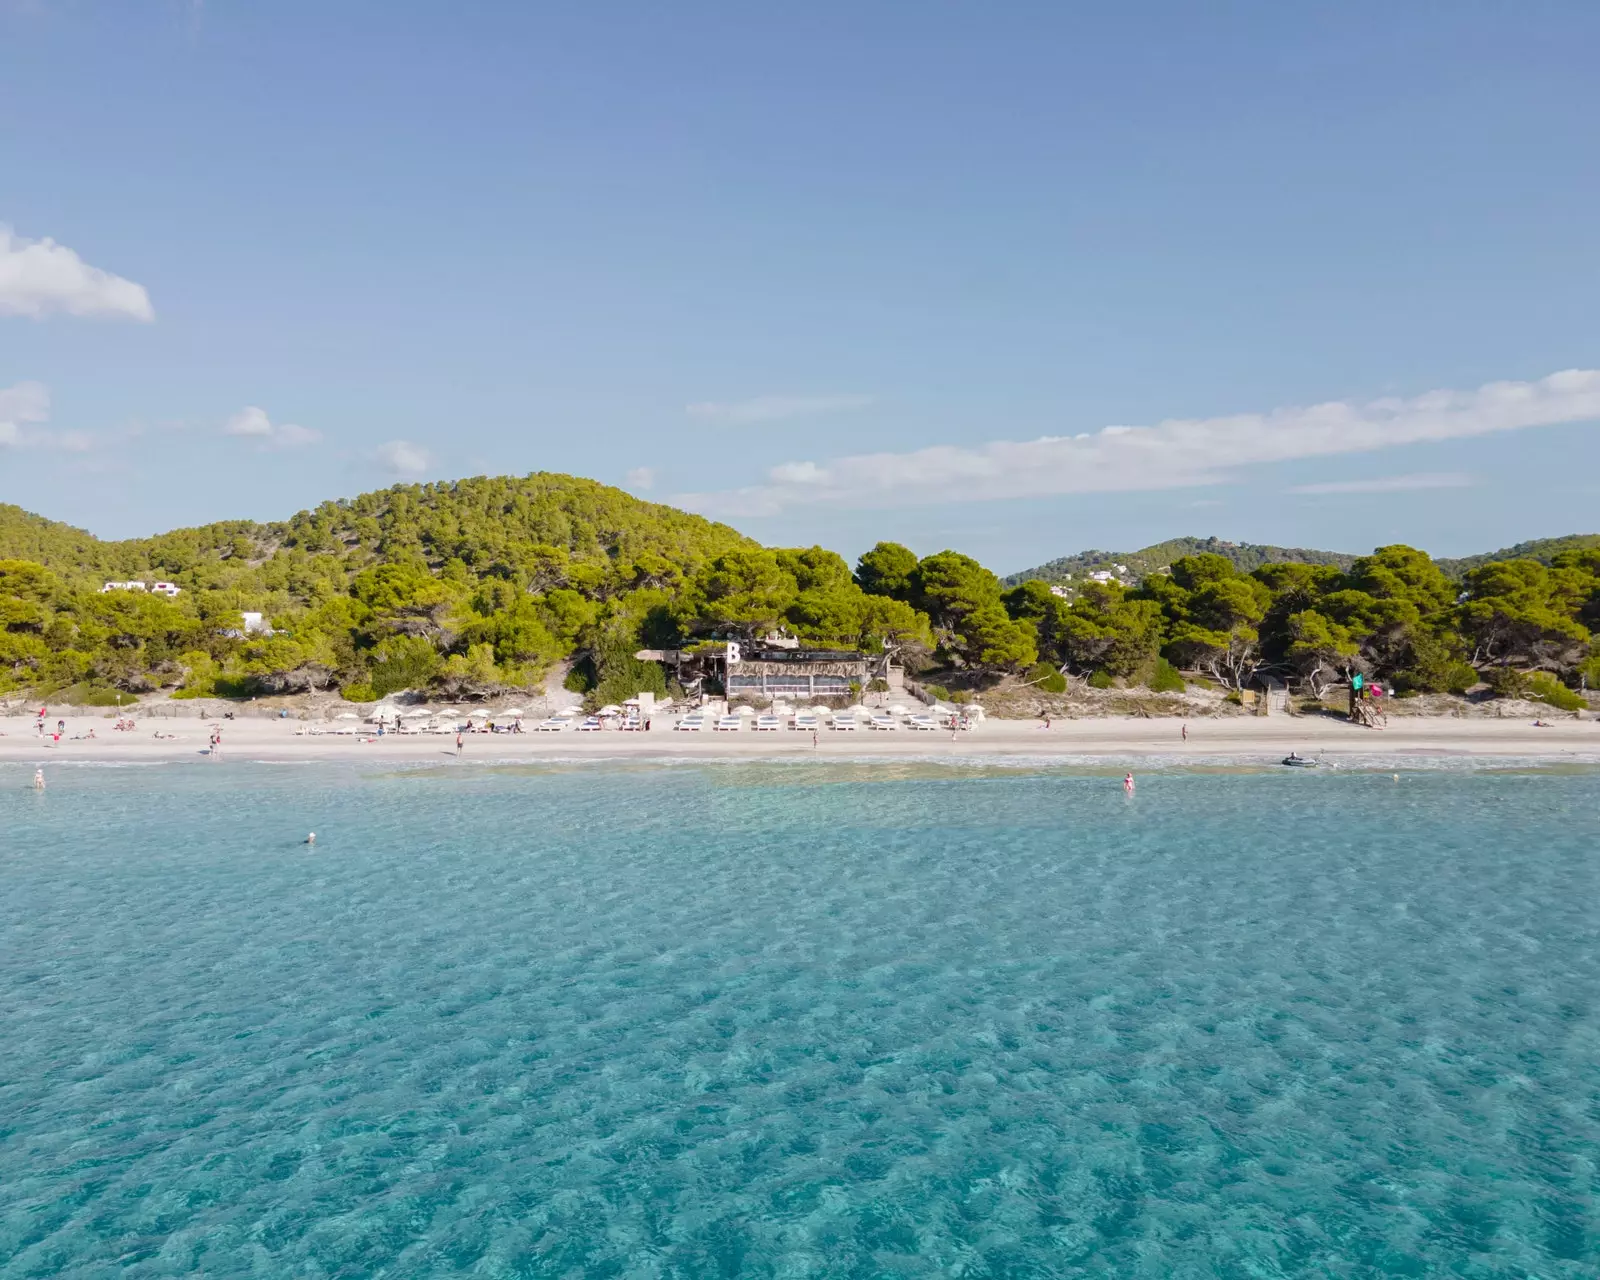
xmin=1004 ymin=537 xmax=1356 ymax=587
xmin=0 ymin=505 xmax=117 ymax=577
xmin=1009 ymin=532 xmax=1600 ymax=587
xmin=1435 ymin=534 xmax=1600 ymax=578
xmin=2 ymin=475 xmax=755 ymax=584
xmin=0 ymin=474 xmax=923 ymax=705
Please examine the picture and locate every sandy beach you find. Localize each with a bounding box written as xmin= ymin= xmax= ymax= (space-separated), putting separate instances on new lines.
xmin=4 ymin=712 xmax=1597 ymax=766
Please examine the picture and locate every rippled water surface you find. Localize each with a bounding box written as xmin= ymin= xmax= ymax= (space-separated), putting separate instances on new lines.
xmin=2 ymin=762 xmax=1597 ymax=1278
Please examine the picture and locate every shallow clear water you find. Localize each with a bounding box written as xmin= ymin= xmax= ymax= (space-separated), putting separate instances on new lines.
xmin=1 ymin=762 xmax=1597 ymax=1278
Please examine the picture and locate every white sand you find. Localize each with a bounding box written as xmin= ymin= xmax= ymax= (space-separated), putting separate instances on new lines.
xmin=3 ymin=713 xmax=1596 ymax=765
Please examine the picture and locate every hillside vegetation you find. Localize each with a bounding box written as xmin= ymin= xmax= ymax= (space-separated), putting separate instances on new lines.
xmin=3 ymin=477 xmax=1599 ymax=709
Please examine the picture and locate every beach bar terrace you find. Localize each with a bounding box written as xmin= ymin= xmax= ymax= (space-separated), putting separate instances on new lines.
xmin=724 ymin=646 xmax=871 ymax=700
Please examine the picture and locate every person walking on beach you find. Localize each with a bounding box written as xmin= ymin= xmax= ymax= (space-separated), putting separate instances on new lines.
xmin=1181 ymin=722 xmax=1188 ymax=742
xmin=812 ymin=729 xmax=818 ymax=749
xmin=455 ymin=730 xmax=463 ymax=757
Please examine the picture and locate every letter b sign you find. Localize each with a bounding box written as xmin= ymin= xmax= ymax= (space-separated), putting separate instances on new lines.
xmin=726 ymin=641 xmax=741 ymax=665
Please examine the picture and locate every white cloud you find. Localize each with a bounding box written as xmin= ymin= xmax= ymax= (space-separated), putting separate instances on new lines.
xmin=223 ymin=406 xmax=272 ymax=437
xmin=768 ymin=460 xmax=827 ymax=485
xmin=222 ymin=406 xmax=320 ymax=449
xmin=625 ymin=466 xmax=656 ymax=490
xmin=374 ymin=439 xmax=432 ymax=477
xmin=685 ymin=393 xmax=875 ymax=425
xmin=0 ymin=380 xmax=51 ymax=447
xmin=677 ymin=369 xmax=1600 ymax=517
xmin=1290 ymin=471 xmax=1474 ymax=495
xmin=0 ymin=226 xmax=154 ymax=321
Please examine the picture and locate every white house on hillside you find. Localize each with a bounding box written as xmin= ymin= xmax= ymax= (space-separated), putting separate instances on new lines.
xmin=99 ymin=581 xmax=182 ymax=597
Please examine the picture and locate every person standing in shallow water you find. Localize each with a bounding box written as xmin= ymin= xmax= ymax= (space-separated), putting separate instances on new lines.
xmin=1123 ymin=772 xmax=1135 ymax=795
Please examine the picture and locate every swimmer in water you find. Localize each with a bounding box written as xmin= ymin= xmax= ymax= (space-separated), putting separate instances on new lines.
xmin=33 ymin=768 xmax=45 ymax=790
xmin=1123 ymin=772 xmax=1135 ymax=795
xmin=304 ymin=832 xmax=316 ymax=845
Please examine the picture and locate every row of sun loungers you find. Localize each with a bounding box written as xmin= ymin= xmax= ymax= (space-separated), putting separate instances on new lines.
xmin=674 ymin=711 xmax=948 ymax=732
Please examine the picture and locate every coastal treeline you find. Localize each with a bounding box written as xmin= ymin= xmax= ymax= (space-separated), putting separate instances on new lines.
xmin=2 ymin=475 xmax=1598 ymax=706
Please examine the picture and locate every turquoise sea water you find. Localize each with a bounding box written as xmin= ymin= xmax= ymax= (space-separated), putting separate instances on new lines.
xmin=1 ymin=761 xmax=1597 ymax=1278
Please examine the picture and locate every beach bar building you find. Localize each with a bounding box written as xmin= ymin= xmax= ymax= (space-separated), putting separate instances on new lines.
xmin=723 ymin=644 xmax=873 ymax=701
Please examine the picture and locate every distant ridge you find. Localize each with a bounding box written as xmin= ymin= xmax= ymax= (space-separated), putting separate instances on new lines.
xmin=1003 ymin=537 xmax=1355 ymax=587
xmin=1434 ymin=534 xmax=1600 ymax=577
xmin=1006 ymin=532 xmax=1600 ymax=588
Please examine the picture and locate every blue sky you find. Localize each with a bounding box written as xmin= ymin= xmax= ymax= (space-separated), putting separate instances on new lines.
xmin=2 ymin=1 xmax=1598 ymax=572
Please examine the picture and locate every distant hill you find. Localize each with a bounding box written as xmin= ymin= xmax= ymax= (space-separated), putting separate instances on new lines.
xmin=1435 ymin=534 xmax=1600 ymax=577
xmin=1003 ymin=536 xmax=1356 ymax=588
xmin=1006 ymin=532 xmax=1600 ymax=588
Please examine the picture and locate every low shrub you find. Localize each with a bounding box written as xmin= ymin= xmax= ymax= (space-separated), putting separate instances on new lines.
xmin=1087 ymin=670 xmax=1114 ymax=690
xmin=1527 ymin=672 xmax=1584 ymax=711
xmin=1026 ymin=662 xmax=1067 ymax=694
xmin=341 ymin=682 xmax=376 ymax=703
xmin=1147 ymin=657 xmax=1185 ymax=693
xmin=1224 ymin=689 xmax=1243 ymax=706
xmin=1445 ymin=662 xmax=1479 ymax=695
xmin=57 ymin=682 xmax=137 ymax=707
xmin=1486 ymin=667 xmax=1528 ymax=699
